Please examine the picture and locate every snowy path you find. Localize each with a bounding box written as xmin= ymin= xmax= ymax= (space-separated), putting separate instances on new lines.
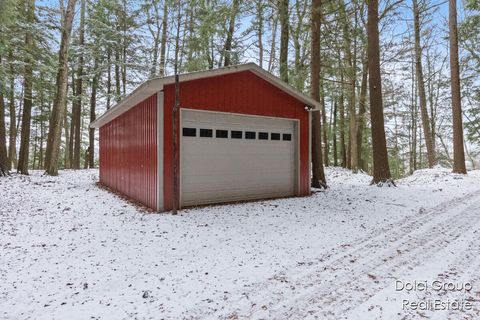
xmin=1 ymin=167 xmax=480 ymax=319
xmin=219 ymin=192 xmax=480 ymax=319
xmin=210 ymin=189 xmax=480 ymax=320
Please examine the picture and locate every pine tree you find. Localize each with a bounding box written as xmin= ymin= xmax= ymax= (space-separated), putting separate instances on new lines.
xmin=367 ymin=0 xmax=393 ymax=184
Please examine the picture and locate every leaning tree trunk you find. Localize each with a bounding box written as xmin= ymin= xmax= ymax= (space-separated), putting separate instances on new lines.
xmin=413 ymin=0 xmax=435 ymax=168
xmin=448 ymin=0 xmax=466 ymax=174
xmin=17 ymin=0 xmax=35 ymax=175
xmin=44 ymin=0 xmax=77 ymax=176
xmin=367 ymin=0 xmax=392 ymax=184
xmin=278 ymin=0 xmax=289 ymax=83
xmin=310 ymin=0 xmax=327 ymax=188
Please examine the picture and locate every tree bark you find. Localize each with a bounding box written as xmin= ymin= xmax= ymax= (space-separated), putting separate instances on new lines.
xmin=17 ymin=0 xmax=35 ymax=175
xmin=333 ymin=101 xmax=338 ymax=166
xmin=7 ymin=49 xmax=17 ymax=170
xmin=88 ymin=58 xmax=99 ymax=168
xmin=310 ymin=0 xmax=327 ymax=188
xmin=223 ymin=0 xmax=240 ymax=66
xmin=72 ymin=0 xmax=85 ymax=169
xmin=256 ymin=0 xmax=264 ymax=68
xmin=367 ymin=0 xmax=392 ymax=184
xmin=0 ymin=64 xmax=8 ymax=176
xmin=339 ymin=0 xmax=357 ymax=171
xmin=448 ymin=0 xmax=466 ymax=174
xmin=44 ymin=0 xmax=77 ymax=176
xmin=320 ymin=78 xmax=329 ymax=166
xmin=159 ymin=1 xmax=167 ymax=76
xmin=278 ymin=0 xmax=289 ymax=82
xmin=357 ymin=49 xmax=368 ymax=171
xmin=339 ymin=87 xmax=347 ymax=167
xmin=413 ymin=0 xmax=435 ymax=168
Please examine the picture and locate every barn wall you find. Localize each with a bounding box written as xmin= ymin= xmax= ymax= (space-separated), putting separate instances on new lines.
xmin=99 ymin=93 xmax=158 ymax=210
xmin=163 ymin=70 xmax=310 ymax=210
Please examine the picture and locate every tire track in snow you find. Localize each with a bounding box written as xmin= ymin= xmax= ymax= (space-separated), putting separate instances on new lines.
xmin=200 ymin=189 xmax=480 ymax=319
xmin=260 ymin=192 xmax=480 ymax=319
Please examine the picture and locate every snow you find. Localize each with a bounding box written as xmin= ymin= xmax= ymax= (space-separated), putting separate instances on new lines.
xmin=1 ymin=167 xmax=480 ymax=319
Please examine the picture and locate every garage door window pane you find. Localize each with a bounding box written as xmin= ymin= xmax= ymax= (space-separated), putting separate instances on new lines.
xmin=216 ymin=129 xmax=228 ymax=138
xmin=271 ymin=133 xmax=280 ymax=140
xmin=283 ymin=133 xmax=292 ymax=141
xmin=231 ymin=130 xmax=243 ymax=139
xmin=200 ymin=129 xmax=213 ymax=137
xmin=259 ymin=132 xmax=268 ymax=140
xmin=245 ymin=131 xmax=256 ymax=139
xmin=183 ymin=128 xmax=196 ymax=137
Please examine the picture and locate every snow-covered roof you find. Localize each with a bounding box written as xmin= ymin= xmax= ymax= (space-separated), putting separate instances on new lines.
xmin=90 ymin=63 xmax=319 ymax=129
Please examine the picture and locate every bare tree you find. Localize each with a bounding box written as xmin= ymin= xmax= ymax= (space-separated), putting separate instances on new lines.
xmin=311 ymin=0 xmax=327 ymax=188
xmin=17 ymin=0 xmax=35 ymax=175
xmin=223 ymin=0 xmax=240 ymax=66
xmin=44 ymin=0 xmax=77 ymax=176
xmin=278 ymin=0 xmax=289 ymax=82
xmin=72 ymin=0 xmax=85 ymax=169
xmin=448 ymin=0 xmax=466 ymax=174
xmin=0 ymin=60 xmax=8 ymax=176
xmin=413 ymin=0 xmax=435 ymax=168
xmin=367 ymin=0 xmax=393 ymax=184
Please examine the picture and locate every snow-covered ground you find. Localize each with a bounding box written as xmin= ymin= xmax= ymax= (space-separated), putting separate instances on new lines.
xmin=1 ymin=167 xmax=480 ymax=320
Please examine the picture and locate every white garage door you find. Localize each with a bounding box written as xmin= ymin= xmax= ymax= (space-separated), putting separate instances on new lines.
xmin=180 ymin=109 xmax=297 ymax=207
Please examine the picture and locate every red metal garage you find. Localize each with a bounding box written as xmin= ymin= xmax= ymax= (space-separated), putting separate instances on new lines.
xmin=90 ymin=63 xmax=318 ymax=212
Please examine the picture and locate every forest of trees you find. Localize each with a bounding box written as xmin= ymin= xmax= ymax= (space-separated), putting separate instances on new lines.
xmin=0 ymin=0 xmax=479 ymax=183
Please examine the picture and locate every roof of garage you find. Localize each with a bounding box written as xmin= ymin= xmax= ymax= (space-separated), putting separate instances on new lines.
xmin=90 ymin=63 xmax=320 ymax=129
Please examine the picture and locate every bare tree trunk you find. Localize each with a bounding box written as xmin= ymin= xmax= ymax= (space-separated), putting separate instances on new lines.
xmin=310 ymin=0 xmax=327 ymax=188
xmin=268 ymin=14 xmax=278 ymax=73
xmin=121 ymin=0 xmax=127 ymax=95
xmin=115 ymin=50 xmax=121 ymax=102
xmin=339 ymin=0 xmax=357 ymax=171
xmin=223 ymin=0 xmax=240 ymax=67
xmin=320 ymin=77 xmax=329 ymax=166
xmin=173 ymin=0 xmax=182 ymax=74
xmin=17 ymin=0 xmax=35 ymax=175
xmin=333 ymin=101 xmax=338 ymax=166
xmin=278 ymin=0 xmax=289 ymax=82
xmin=106 ymin=48 xmax=112 ymax=109
xmin=7 ymin=49 xmax=17 ymax=170
xmin=44 ymin=0 xmax=77 ymax=176
xmin=367 ymin=0 xmax=392 ymax=184
xmin=409 ymin=54 xmax=417 ymax=173
xmin=256 ymin=0 xmax=264 ymax=68
xmin=357 ymin=49 xmax=368 ymax=171
xmin=88 ymin=58 xmax=99 ymax=169
xmin=339 ymin=88 xmax=347 ymax=167
xmin=0 ymin=64 xmax=8 ymax=176
xmin=158 ymin=1 xmax=168 ymax=77
xmin=72 ymin=0 xmax=85 ymax=169
xmin=448 ymin=0 xmax=466 ymax=174
xmin=413 ymin=0 xmax=435 ymax=168
xmin=63 ymin=100 xmax=69 ymax=169
xmin=67 ymin=71 xmax=75 ymax=168
xmin=147 ymin=1 xmax=161 ymax=77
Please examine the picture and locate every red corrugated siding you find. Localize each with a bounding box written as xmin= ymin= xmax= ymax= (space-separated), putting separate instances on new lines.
xmin=163 ymin=70 xmax=310 ymax=210
xmin=99 ymin=94 xmax=157 ymax=210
